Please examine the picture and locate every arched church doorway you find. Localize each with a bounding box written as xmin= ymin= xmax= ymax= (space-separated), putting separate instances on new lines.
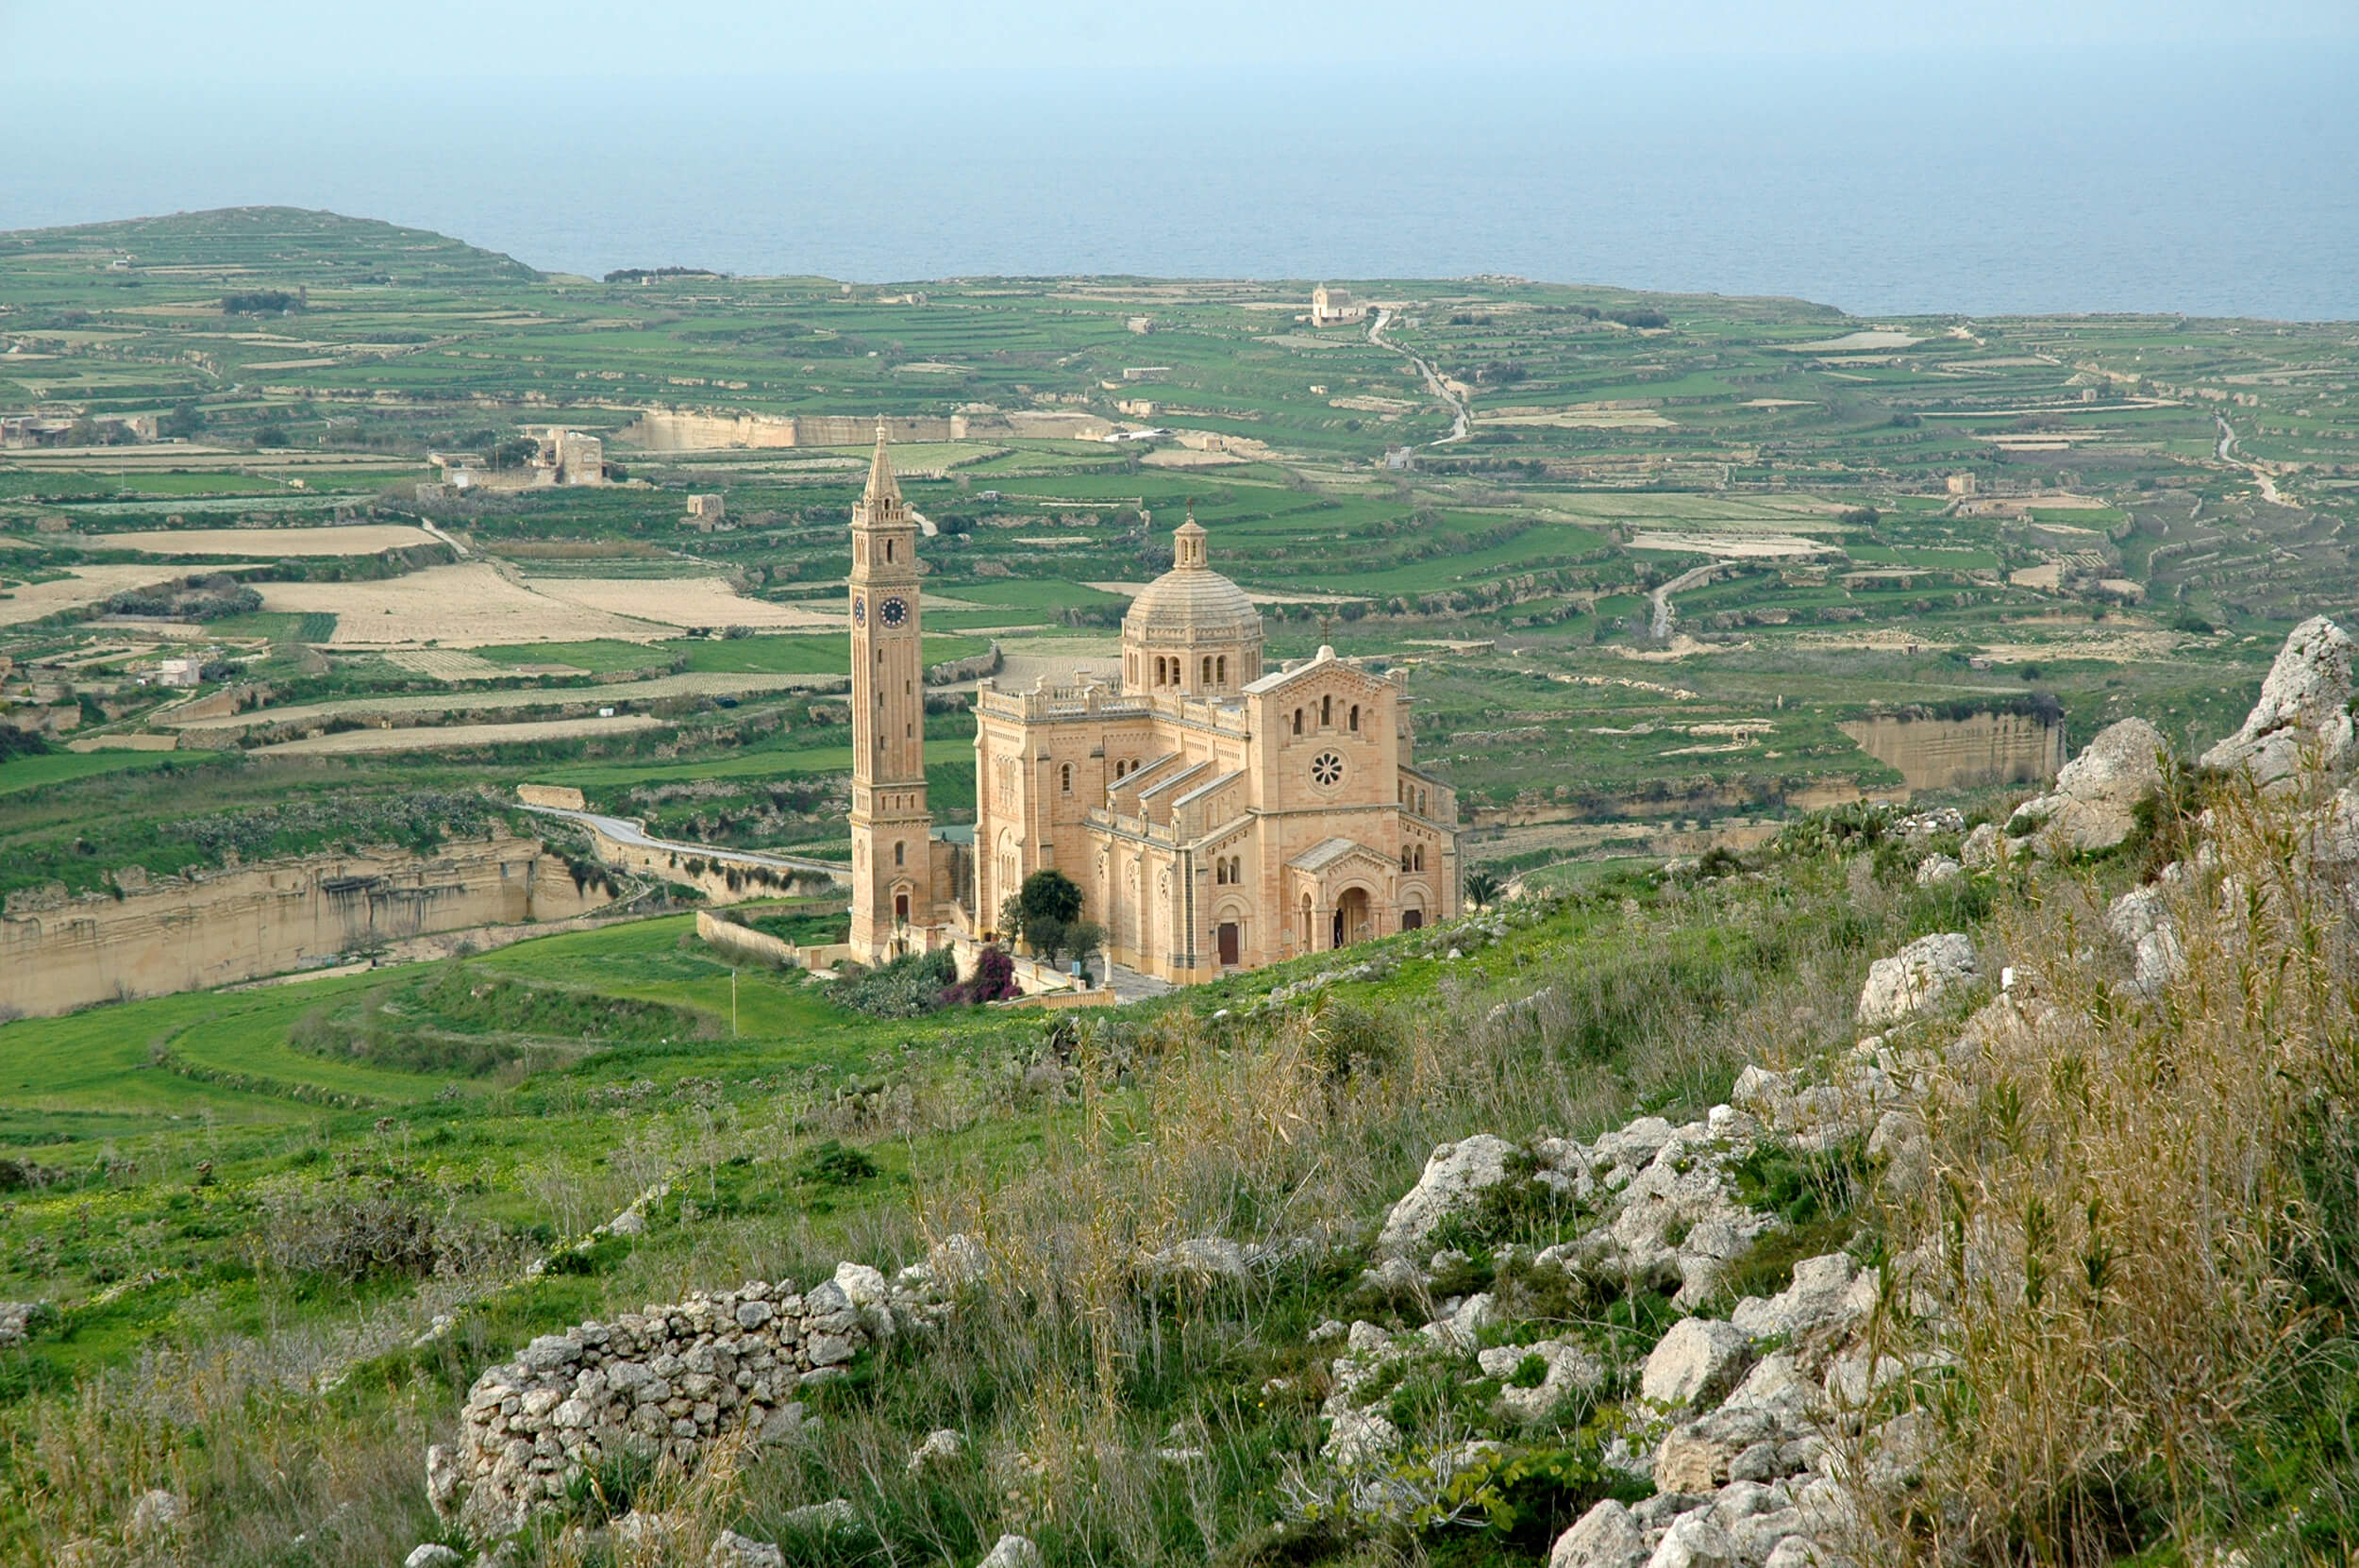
xmin=1333 ymin=887 xmax=1372 ymax=948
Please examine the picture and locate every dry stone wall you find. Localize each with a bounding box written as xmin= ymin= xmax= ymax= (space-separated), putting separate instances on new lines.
xmin=435 ymin=1257 xmax=962 ymax=1537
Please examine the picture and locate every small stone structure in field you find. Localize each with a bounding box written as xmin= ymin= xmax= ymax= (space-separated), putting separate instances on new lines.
xmin=433 ymin=1256 xmax=967 ymax=1536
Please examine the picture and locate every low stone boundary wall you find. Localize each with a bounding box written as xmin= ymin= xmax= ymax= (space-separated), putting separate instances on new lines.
xmin=433 ymin=1256 xmax=962 ymax=1536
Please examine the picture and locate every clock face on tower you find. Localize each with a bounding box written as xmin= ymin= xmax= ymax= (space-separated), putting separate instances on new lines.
xmin=880 ymin=596 xmax=910 ymax=627
xmin=852 ymin=596 xmax=866 ymax=626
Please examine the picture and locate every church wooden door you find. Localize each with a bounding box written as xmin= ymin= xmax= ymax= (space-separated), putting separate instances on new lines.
xmin=1217 ymin=922 xmax=1240 ymax=966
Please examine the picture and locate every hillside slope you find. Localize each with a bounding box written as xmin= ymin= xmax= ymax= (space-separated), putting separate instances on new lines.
xmin=4 ymin=627 xmax=2358 ymax=1567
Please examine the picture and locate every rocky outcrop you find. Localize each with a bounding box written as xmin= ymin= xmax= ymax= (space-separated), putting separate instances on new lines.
xmin=2200 ymin=615 xmax=2356 ymax=788
xmin=1856 ymin=932 xmax=1979 ymax=1026
xmin=1376 ymin=1135 xmax=1515 ymax=1256
xmin=437 ymin=1257 xmax=961 ymax=1537
xmin=2007 ymin=717 xmax=2167 ymax=854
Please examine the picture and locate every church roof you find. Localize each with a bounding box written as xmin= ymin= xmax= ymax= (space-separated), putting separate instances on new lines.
xmin=1288 ymin=836 xmax=1391 ymax=874
xmin=1242 ymin=643 xmax=1364 ymax=694
xmin=1125 ymin=527 xmax=1260 ymax=645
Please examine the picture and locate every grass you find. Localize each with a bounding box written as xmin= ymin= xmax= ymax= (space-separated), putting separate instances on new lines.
xmin=0 ymin=782 xmax=2352 ymax=1568
xmin=542 ymin=735 xmax=974 ymax=792
xmin=475 ymin=641 xmax=670 ymax=674
xmin=0 ymin=749 xmax=201 ymax=797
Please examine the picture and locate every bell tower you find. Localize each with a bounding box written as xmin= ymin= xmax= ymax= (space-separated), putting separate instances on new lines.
xmin=847 ymin=421 xmax=930 ymax=959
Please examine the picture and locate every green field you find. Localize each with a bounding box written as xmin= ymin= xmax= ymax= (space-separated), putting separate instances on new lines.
xmin=0 ymin=748 xmax=199 ymax=796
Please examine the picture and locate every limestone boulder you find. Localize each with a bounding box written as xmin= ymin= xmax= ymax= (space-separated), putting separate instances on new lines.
xmin=1377 ymin=1135 xmax=1515 ymax=1255
xmin=979 ymin=1536 xmax=1043 ymax=1568
xmin=1913 ymin=854 xmax=1963 ymax=889
xmin=1958 ymin=821 xmax=2007 ymax=870
xmin=2105 ymin=886 xmax=2185 ymax=994
xmin=404 ymin=1547 xmax=462 ymax=1568
xmin=2008 ymin=718 xmax=2167 ymax=854
xmin=1642 ymin=1317 xmax=1752 ymax=1410
xmin=1856 ymin=932 xmax=1980 ymax=1026
xmin=908 ymin=1427 xmax=966 ymax=1473
xmin=2201 ymin=615 xmax=2357 ymax=788
xmin=1648 ymin=1512 xmax=1737 ymax=1568
xmin=1550 ymin=1498 xmax=1648 ymax=1568
xmin=710 ymin=1530 xmax=786 ymax=1568
xmin=1730 ymin=1253 xmax=1864 ymax=1347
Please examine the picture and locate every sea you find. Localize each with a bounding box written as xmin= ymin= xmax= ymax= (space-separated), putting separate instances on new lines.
xmin=4 ymin=45 xmax=2355 ymax=320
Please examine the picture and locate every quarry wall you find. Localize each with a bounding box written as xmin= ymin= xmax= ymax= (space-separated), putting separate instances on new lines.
xmin=0 ymin=837 xmax=608 ymax=1019
xmin=618 ymin=408 xmax=1113 ymax=451
xmin=1838 ymin=711 xmax=2066 ymax=792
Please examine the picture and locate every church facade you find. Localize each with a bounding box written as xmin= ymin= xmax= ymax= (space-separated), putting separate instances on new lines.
xmin=845 ymin=428 xmax=1461 ymax=982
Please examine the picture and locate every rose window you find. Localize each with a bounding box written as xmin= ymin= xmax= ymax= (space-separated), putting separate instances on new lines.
xmin=1310 ymin=751 xmax=1345 ymax=787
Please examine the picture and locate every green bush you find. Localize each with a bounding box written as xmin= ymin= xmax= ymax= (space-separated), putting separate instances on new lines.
xmin=832 ymin=947 xmax=958 ymax=1018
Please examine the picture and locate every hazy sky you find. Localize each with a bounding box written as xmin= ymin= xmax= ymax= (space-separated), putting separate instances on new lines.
xmin=5 ymin=0 xmax=2354 ymax=78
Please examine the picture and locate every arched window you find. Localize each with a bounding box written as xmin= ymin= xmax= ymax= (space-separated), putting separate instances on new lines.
xmin=1414 ymin=844 xmax=1426 ymax=872
xmin=1230 ymin=856 xmax=1242 ymax=883
xmin=885 ymin=539 xmax=895 ymax=562
xmin=1216 ymin=655 xmax=1227 ymax=684
xmin=1401 ymin=847 xmax=1413 ymax=871
xmin=1060 ymin=762 xmax=1072 ymax=793
xmin=1201 ymin=656 xmax=1213 ymax=685
xmin=1321 ymin=695 xmax=1332 ymax=726
xmin=1292 ymin=709 xmax=1303 ymax=736
xmin=1349 ymin=704 xmax=1360 ymax=732
xmin=894 ymin=841 xmax=905 ymax=867
xmin=1214 ymin=859 xmax=1228 ymax=885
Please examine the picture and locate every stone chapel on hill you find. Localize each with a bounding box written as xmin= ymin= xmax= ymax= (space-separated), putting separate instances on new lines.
xmin=845 ymin=426 xmax=1462 ymax=984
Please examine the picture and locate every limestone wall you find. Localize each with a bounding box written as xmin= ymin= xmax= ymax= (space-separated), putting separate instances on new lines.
xmin=0 ymin=837 xmax=608 ymax=1019
xmin=618 ymin=409 xmax=967 ymax=452
xmin=576 ymin=822 xmax=846 ymax=904
xmin=434 ymin=1258 xmax=958 ymax=1537
xmin=618 ymin=407 xmax=1113 ymax=452
xmin=1839 ymin=711 xmax=2066 ymax=793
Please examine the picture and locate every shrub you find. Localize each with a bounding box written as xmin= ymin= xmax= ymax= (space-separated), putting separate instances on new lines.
xmin=250 ymin=1190 xmax=501 ymax=1283
xmin=832 ymin=947 xmax=958 ymax=1018
xmin=795 ymin=1140 xmax=880 ymax=1187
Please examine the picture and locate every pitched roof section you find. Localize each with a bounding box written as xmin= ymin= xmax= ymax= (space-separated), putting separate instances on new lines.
xmin=1243 ymin=643 xmax=1389 ymax=696
xmin=1288 ymin=836 xmax=1392 ymax=875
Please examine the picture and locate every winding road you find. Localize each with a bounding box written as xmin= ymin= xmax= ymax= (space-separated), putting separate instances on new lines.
xmin=1649 ymin=561 xmax=1732 ymax=641
xmin=2217 ymin=412 xmax=2288 ymax=505
xmin=519 ymin=803 xmax=851 ymax=885
xmin=1369 ymin=308 xmax=1471 ymax=445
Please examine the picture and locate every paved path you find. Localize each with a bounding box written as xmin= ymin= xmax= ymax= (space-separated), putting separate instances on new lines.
xmin=1100 ymin=962 xmax=1176 ymax=1002
xmin=519 ymin=803 xmax=851 ymax=885
xmin=2217 ymin=412 xmax=2288 ymax=505
xmin=1369 ymin=308 xmax=1471 ymax=445
xmin=1649 ymin=560 xmax=1732 ymax=641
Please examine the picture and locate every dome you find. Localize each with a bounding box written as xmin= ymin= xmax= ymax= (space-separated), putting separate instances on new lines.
xmin=1123 ymin=521 xmax=1262 ymax=644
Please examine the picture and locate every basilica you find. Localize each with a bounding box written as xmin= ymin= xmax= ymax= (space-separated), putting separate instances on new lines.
xmin=845 ymin=427 xmax=1462 ymax=984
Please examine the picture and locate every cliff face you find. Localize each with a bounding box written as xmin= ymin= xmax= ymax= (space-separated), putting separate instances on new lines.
xmin=1839 ymin=711 xmax=2066 ymax=792
xmin=0 ymin=837 xmax=608 ymax=1019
